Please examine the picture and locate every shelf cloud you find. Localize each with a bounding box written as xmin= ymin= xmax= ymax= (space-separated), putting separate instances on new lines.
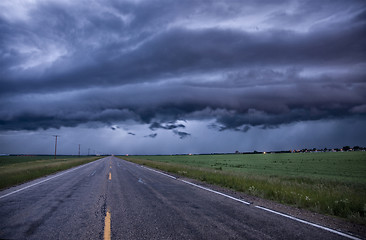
xmin=0 ymin=0 xmax=365 ymax=152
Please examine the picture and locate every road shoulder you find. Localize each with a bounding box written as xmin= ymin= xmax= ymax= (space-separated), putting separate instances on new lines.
xmin=141 ymin=166 xmax=366 ymax=239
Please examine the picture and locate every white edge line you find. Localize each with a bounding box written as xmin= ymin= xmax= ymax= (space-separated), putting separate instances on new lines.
xmin=254 ymin=206 xmax=361 ymax=240
xmin=180 ymin=179 xmax=251 ymax=205
xmin=0 ymin=158 xmax=103 ymax=199
xmin=139 ymin=165 xmax=250 ymax=205
xmin=138 ymin=164 xmax=362 ymax=240
xmin=140 ymin=165 xmax=177 ymax=179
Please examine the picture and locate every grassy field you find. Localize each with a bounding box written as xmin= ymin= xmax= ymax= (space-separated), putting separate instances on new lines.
xmin=0 ymin=155 xmax=102 ymax=190
xmin=122 ymin=152 xmax=366 ymax=224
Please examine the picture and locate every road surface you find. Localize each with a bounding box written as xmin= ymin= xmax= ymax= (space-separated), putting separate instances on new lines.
xmin=0 ymin=156 xmax=359 ymax=239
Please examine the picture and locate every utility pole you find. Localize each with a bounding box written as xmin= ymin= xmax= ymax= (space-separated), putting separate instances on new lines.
xmin=88 ymin=148 xmax=90 ymax=156
xmin=78 ymin=144 xmax=80 ymax=157
xmin=53 ymin=135 xmax=59 ymax=159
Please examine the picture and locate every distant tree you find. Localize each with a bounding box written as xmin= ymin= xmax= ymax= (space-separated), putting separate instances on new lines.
xmin=353 ymin=146 xmax=360 ymax=151
xmin=343 ymin=146 xmax=351 ymax=151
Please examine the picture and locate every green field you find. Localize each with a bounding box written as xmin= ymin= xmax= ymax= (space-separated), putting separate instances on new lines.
xmin=0 ymin=155 xmax=102 ymax=190
xmin=122 ymin=152 xmax=366 ymax=224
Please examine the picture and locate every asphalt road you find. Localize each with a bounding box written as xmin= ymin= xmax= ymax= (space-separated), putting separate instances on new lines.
xmin=0 ymin=156 xmax=358 ymax=240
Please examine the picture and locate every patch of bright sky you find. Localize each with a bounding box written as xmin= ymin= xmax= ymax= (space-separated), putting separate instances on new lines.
xmin=297 ymin=65 xmax=364 ymax=80
xmin=168 ymin=1 xmax=359 ymax=33
xmin=0 ymin=0 xmax=73 ymax=22
xmin=14 ymin=43 xmax=68 ymax=71
xmin=0 ymin=0 xmax=38 ymax=22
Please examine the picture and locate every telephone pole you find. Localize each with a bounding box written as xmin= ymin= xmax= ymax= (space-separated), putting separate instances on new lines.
xmin=53 ymin=135 xmax=59 ymax=159
xmin=78 ymin=144 xmax=80 ymax=157
xmin=88 ymin=148 xmax=90 ymax=156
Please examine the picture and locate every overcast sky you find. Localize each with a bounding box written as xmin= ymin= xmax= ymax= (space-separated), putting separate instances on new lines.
xmin=1 ymin=0 xmax=365 ymax=155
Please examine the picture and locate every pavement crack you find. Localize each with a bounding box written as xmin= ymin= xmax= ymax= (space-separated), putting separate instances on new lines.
xmin=96 ymin=194 xmax=108 ymax=240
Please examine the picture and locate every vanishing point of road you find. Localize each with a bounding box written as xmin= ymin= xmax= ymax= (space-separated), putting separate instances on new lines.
xmin=0 ymin=156 xmax=359 ymax=239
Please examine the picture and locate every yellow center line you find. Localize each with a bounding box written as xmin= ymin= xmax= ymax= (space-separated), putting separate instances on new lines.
xmin=109 ymin=172 xmax=111 ymax=180
xmin=104 ymin=209 xmax=111 ymax=240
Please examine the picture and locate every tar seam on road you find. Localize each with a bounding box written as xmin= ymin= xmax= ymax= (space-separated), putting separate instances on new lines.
xmin=0 ymin=159 xmax=103 ymax=200
xmin=104 ymin=209 xmax=111 ymax=240
xmin=138 ymin=163 xmax=361 ymax=240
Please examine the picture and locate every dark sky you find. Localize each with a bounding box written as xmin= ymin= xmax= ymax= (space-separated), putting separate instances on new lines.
xmin=1 ymin=0 xmax=365 ymax=155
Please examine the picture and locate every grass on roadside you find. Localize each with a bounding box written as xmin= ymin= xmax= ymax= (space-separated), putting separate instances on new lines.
xmin=120 ymin=152 xmax=366 ymax=225
xmin=0 ymin=156 xmax=102 ymax=190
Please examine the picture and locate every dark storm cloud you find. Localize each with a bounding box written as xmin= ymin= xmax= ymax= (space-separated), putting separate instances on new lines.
xmin=1 ymin=20 xmax=365 ymax=95
xmin=149 ymin=122 xmax=185 ymax=131
xmin=128 ymin=132 xmax=136 ymax=136
xmin=144 ymin=133 xmax=158 ymax=138
xmin=173 ymin=130 xmax=191 ymax=139
xmin=0 ymin=0 xmax=366 ymax=133
xmin=209 ymin=123 xmax=251 ymax=133
xmin=110 ymin=126 xmax=120 ymax=131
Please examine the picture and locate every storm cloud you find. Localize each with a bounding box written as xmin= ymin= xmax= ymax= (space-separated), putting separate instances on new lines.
xmin=0 ymin=0 xmax=366 ymax=148
xmin=144 ymin=133 xmax=158 ymax=138
xmin=173 ymin=130 xmax=191 ymax=139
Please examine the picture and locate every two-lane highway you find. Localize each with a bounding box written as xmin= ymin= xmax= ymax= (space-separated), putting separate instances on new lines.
xmin=0 ymin=156 xmax=358 ymax=239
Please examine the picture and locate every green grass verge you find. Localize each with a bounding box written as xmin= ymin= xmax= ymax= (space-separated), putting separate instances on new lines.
xmin=121 ymin=152 xmax=366 ymax=224
xmin=0 ymin=155 xmax=103 ymax=190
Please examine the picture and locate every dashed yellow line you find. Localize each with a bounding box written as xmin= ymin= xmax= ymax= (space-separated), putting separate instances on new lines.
xmin=104 ymin=209 xmax=111 ymax=240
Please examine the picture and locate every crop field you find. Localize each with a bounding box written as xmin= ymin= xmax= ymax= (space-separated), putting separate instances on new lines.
xmin=0 ymin=155 xmax=102 ymax=190
xmin=122 ymin=152 xmax=366 ymax=224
